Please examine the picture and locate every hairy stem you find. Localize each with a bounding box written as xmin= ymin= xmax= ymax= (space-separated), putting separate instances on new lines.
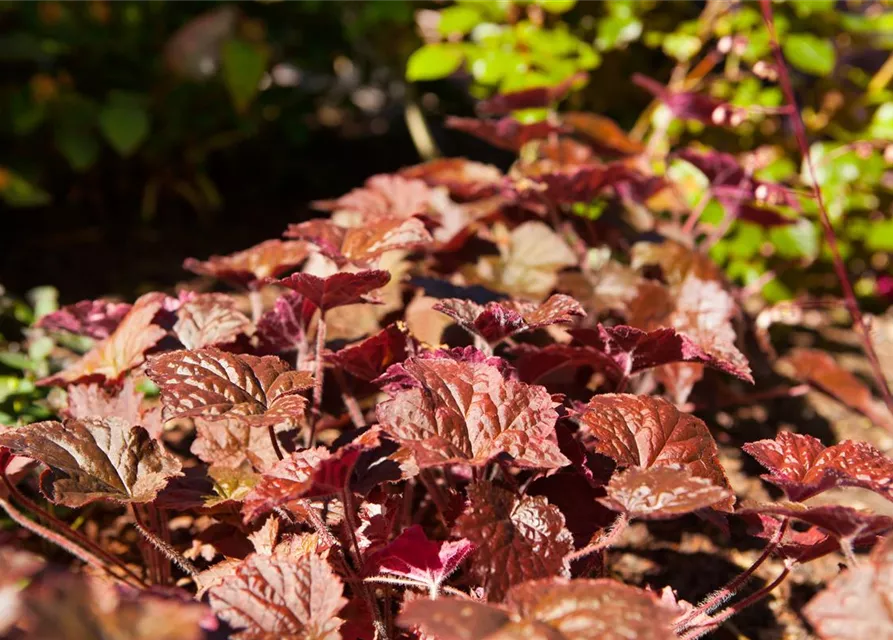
xmin=2 ymin=473 xmax=145 ymax=588
xmin=566 ymin=513 xmax=629 ymax=563
xmin=148 ymin=503 xmax=172 ymax=585
xmin=306 ymin=313 xmax=327 ymax=447
xmin=131 ymin=505 xmax=161 ymax=584
xmin=131 ymin=507 xmax=198 ymax=578
xmin=0 ymin=497 xmax=141 ymax=589
xmin=760 ymin=0 xmax=893 ymax=426
xmin=680 ymin=565 xmax=792 ymax=640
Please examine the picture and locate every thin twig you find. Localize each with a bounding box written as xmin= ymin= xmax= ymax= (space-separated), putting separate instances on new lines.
xmin=268 ymin=424 xmax=284 ymax=461
xmin=132 ymin=518 xmax=199 ymax=578
xmin=342 ymin=490 xmax=390 ymax=640
xmin=306 ymin=314 xmax=327 ymax=447
xmin=760 ymin=0 xmax=893 ymax=427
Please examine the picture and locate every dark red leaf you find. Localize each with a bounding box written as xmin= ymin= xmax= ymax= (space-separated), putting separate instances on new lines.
xmin=364 ymin=525 xmax=474 ymax=594
xmin=327 ymin=323 xmax=416 ymax=382
xmin=435 ymin=294 xmax=585 ymax=344
xmin=454 ymin=482 xmax=573 ymax=601
xmin=512 ymin=162 xmax=662 ymax=208
xmin=578 ymin=394 xmax=734 ymax=510
xmin=401 ymin=577 xmax=677 ymax=640
xmin=208 ymin=553 xmax=346 ymax=640
xmin=601 ymin=465 xmax=732 ymax=520
xmin=183 ymin=239 xmax=309 ymax=289
xmin=633 ymin=74 xmax=745 ymax=127
xmin=375 ymin=353 xmax=568 ymax=469
xmin=0 ymin=417 xmax=182 ymax=507
xmin=39 ymin=293 xmax=168 ymax=388
xmin=446 ymin=116 xmax=566 ymax=152
xmin=561 ymin=112 xmax=645 ymax=156
xmin=803 ymin=535 xmax=893 ymax=640
xmin=285 ymin=217 xmax=432 ymax=267
xmin=476 ymin=72 xmax=586 ymax=115
xmin=742 ymin=431 xmax=893 ymax=502
xmin=255 ymin=291 xmax=316 ymax=353
xmin=738 ymin=502 xmax=893 ymax=541
xmin=270 ymin=270 xmax=391 ymax=312
xmin=36 ymin=299 xmax=132 ymax=339
xmin=148 ymin=347 xmax=313 ymax=428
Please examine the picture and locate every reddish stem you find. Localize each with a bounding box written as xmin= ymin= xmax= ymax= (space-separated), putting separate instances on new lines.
xmin=760 ymin=0 xmax=893 ymax=427
xmin=131 ymin=505 xmax=161 ymax=584
xmin=306 ymin=313 xmax=327 ymax=447
xmin=334 ymin=368 xmax=366 ymax=429
xmin=268 ymin=424 xmax=284 ymax=461
xmin=566 ymin=513 xmax=629 ymax=563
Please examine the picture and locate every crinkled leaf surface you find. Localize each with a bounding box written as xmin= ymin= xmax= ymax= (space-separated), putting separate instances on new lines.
xmin=183 ymin=239 xmax=309 ymax=289
xmin=0 ymin=417 xmax=181 ymax=507
xmin=241 ymin=447 xmax=331 ymax=522
xmin=435 ymin=294 xmax=584 ymax=344
xmin=36 ymin=299 xmax=132 ymax=339
xmin=328 ymin=323 xmax=415 ymax=382
xmin=376 ymin=354 xmax=567 ymax=469
xmin=803 ymin=535 xmax=893 ymax=640
xmin=454 ymin=482 xmax=573 ymax=601
xmin=402 ymin=578 xmax=676 ymax=640
xmin=602 ymin=465 xmax=732 ymax=520
xmin=173 ymin=293 xmax=251 ymax=349
xmin=65 ymin=378 xmax=164 ymax=439
xmin=364 ymin=524 xmax=474 ymax=591
xmin=743 ymin=431 xmax=893 ymax=502
xmin=148 ymin=347 xmax=312 ymax=427
xmin=399 ymin=158 xmax=503 ymax=200
xmin=286 ymin=217 xmax=432 ymax=267
xmin=191 ymin=416 xmax=288 ymax=472
xmin=313 ymin=174 xmax=432 ymax=224
xmin=208 ymin=553 xmax=347 ymax=640
xmin=39 ymin=293 xmax=167 ymax=387
xmin=255 ymin=291 xmax=316 ymax=353
xmin=271 ymin=270 xmax=391 ymax=312
xmin=578 ymin=394 xmax=733 ymax=510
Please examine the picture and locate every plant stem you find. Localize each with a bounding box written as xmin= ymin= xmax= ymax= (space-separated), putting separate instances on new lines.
xmin=418 ymin=471 xmax=451 ymax=526
xmin=334 ymin=368 xmax=366 ymax=428
xmin=680 ymin=565 xmax=792 ymax=640
xmin=148 ymin=503 xmax=172 ymax=585
xmin=131 ymin=505 xmax=161 ymax=584
xmin=0 ymin=497 xmax=141 ymax=589
xmin=1 ymin=473 xmax=146 ymax=588
xmin=268 ymin=424 xmax=284 ymax=461
xmin=342 ymin=489 xmax=390 ymax=640
xmin=566 ymin=513 xmax=629 ymax=563
xmin=760 ymin=0 xmax=893 ymax=427
xmin=306 ymin=313 xmax=327 ymax=447
xmin=131 ymin=506 xmax=198 ymax=578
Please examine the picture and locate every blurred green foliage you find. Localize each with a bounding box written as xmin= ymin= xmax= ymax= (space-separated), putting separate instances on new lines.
xmin=406 ymin=0 xmax=893 ymax=305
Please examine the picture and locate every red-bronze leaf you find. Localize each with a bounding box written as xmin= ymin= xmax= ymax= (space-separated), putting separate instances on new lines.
xmin=173 ymin=293 xmax=252 ymax=349
xmin=148 ymin=347 xmax=313 ymax=427
xmin=561 ymin=112 xmax=645 ymax=156
xmin=271 ymin=270 xmax=392 ymax=312
xmin=313 ymin=174 xmax=432 ymax=223
xmin=255 ymin=291 xmax=316 ymax=353
xmin=803 ymin=535 xmax=893 ymax=640
xmin=0 ymin=417 xmax=182 ymax=507
xmin=476 ymin=73 xmax=585 ymax=115
xmin=327 ymin=323 xmax=416 ymax=382
xmin=364 ymin=525 xmax=474 ymax=594
xmin=454 ymin=482 xmax=573 ymax=601
xmin=376 ymin=354 xmax=568 ymax=469
xmin=779 ymin=348 xmax=893 ymax=432
xmin=633 ymin=74 xmax=745 ymax=127
xmin=183 ymin=239 xmax=309 ymax=289
xmin=36 ymin=299 xmax=132 ymax=339
xmin=191 ymin=416 xmax=289 ymax=472
xmin=399 ymin=158 xmax=503 ymax=200
xmin=446 ymin=116 xmax=566 ymax=152
xmin=401 ymin=577 xmax=677 ymax=640
xmin=208 ymin=553 xmax=346 ymax=640
xmin=742 ymin=431 xmax=893 ymax=502
xmin=286 ymin=217 xmax=432 ymax=267
xmin=65 ymin=378 xmax=164 ymax=439
xmin=435 ymin=294 xmax=585 ymax=344
xmin=601 ymin=465 xmax=732 ymax=520
xmin=39 ymin=293 xmax=168 ymax=388
xmin=578 ymin=394 xmax=734 ymax=510
xmin=738 ymin=502 xmax=893 ymax=542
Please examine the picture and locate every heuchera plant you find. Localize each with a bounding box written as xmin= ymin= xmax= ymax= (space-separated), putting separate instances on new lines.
xmin=2 ymin=3 xmax=893 ymax=640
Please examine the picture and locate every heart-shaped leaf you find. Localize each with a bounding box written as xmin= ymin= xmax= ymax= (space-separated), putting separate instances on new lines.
xmin=376 ymin=353 xmax=567 ymax=469
xmin=0 ymin=417 xmax=181 ymax=507
xmin=148 ymin=347 xmax=313 ymax=427
xmin=286 ymin=217 xmax=432 ymax=267
xmin=36 ymin=299 xmax=132 ymax=339
xmin=271 ymin=270 xmax=391 ymax=312
xmin=313 ymin=174 xmax=432 ymax=224
xmin=173 ymin=293 xmax=251 ymax=349
xmin=183 ymin=239 xmax=309 ymax=289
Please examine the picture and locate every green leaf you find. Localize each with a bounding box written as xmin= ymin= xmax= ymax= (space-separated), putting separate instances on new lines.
xmin=468 ymin=48 xmax=516 ymax=85
xmin=662 ymin=33 xmax=701 ymax=62
xmin=438 ymin=5 xmax=481 ymax=35
xmin=406 ymin=43 xmax=464 ymax=82
xmin=98 ymin=95 xmax=150 ymax=157
xmin=783 ymin=34 xmax=835 ymax=76
xmin=869 ymin=103 xmax=893 ymax=140
xmin=770 ymin=219 xmax=819 ymax=260
xmin=55 ymin=125 xmax=99 ymax=171
xmin=0 ymin=169 xmax=51 ymax=207
xmin=536 ymin=0 xmax=577 ymax=14
xmin=596 ymin=14 xmax=642 ymax=51
xmin=221 ymin=39 xmax=268 ymax=113
xmin=866 ymin=219 xmax=893 ymax=252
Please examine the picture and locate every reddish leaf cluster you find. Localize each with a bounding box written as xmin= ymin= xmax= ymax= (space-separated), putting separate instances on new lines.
xmin=4 ymin=58 xmax=893 ymax=640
